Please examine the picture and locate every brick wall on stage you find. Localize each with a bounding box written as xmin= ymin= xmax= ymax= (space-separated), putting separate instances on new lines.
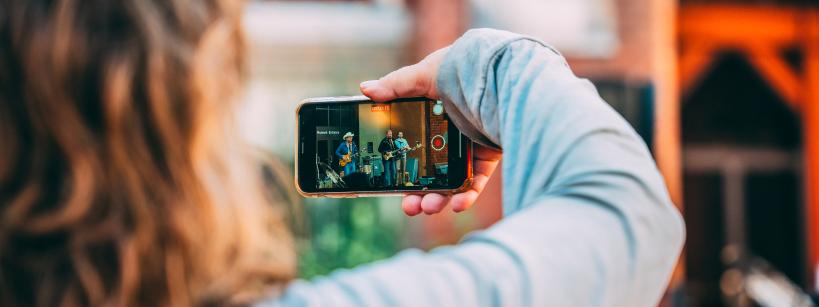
xmin=427 ymin=102 xmax=449 ymax=175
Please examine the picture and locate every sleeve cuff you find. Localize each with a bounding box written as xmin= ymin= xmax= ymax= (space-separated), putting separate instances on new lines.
xmin=435 ymin=28 xmax=561 ymax=150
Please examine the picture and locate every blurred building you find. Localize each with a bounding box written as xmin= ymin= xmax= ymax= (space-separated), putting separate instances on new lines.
xmin=676 ymin=1 xmax=819 ymax=306
xmin=242 ymin=0 xmax=819 ymax=306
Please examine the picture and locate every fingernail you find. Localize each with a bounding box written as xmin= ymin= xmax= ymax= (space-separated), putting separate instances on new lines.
xmin=360 ymin=80 xmax=378 ymax=90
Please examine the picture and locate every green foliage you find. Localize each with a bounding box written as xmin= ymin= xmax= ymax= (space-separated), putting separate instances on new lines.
xmin=297 ymin=197 xmax=404 ymax=279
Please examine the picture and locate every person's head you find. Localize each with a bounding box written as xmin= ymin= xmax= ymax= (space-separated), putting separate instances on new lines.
xmin=398 ymin=132 xmax=404 ymax=138
xmin=386 ymin=130 xmax=393 ymax=138
xmin=0 ymin=1 xmax=294 ymax=306
xmin=343 ymin=132 xmax=353 ymax=143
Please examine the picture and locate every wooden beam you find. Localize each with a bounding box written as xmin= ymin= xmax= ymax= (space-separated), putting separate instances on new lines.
xmin=746 ymin=46 xmax=801 ymax=111
xmin=803 ymin=10 xmax=819 ymax=291
xmin=679 ymin=41 xmax=716 ymax=97
xmin=679 ymin=5 xmax=804 ymax=112
xmin=679 ymin=5 xmax=810 ymax=48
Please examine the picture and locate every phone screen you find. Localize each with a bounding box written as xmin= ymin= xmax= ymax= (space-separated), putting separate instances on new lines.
xmin=297 ymin=97 xmax=471 ymax=194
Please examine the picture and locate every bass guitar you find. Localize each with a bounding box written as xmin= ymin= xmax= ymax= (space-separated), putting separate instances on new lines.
xmin=382 ymin=144 xmax=422 ymax=160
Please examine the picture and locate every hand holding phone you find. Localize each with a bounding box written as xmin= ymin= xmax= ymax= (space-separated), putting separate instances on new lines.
xmin=360 ymin=47 xmax=501 ymax=216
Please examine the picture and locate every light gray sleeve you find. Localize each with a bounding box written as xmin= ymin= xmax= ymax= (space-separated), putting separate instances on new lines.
xmin=263 ymin=28 xmax=684 ymax=307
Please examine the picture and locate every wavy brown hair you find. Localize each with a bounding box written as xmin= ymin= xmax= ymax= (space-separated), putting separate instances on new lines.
xmin=0 ymin=0 xmax=295 ymax=306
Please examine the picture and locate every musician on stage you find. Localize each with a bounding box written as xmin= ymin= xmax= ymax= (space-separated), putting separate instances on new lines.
xmin=378 ymin=130 xmax=397 ymax=187
xmin=394 ymin=131 xmax=410 ymax=185
xmin=335 ymin=132 xmax=358 ymax=176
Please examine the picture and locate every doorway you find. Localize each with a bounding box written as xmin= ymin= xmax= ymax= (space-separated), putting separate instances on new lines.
xmin=681 ymin=52 xmax=804 ymax=306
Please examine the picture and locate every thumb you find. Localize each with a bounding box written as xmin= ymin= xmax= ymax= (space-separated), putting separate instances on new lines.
xmin=359 ymin=64 xmax=433 ymax=102
xmin=360 ymin=46 xmax=448 ymax=102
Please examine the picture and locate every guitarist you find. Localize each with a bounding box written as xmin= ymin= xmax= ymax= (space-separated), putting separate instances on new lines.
xmin=378 ymin=129 xmax=397 ymax=187
xmin=394 ymin=131 xmax=410 ymax=185
xmin=335 ymin=132 xmax=358 ymax=177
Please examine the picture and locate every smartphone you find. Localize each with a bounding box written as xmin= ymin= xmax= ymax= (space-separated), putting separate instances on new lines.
xmin=295 ymin=96 xmax=473 ymax=197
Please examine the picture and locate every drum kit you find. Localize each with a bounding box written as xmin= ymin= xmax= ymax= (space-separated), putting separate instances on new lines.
xmin=360 ymin=152 xmax=383 ymax=187
xmin=315 ymin=149 xmax=384 ymax=188
xmin=316 ymin=144 xmax=423 ymax=188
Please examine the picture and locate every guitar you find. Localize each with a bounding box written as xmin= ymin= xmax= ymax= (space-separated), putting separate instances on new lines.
xmin=339 ymin=147 xmax=364 ymax=167
xmin=382 ymin=143 xmax=422 ymax=160
xmin=339 ymin=152 xmax=359 ymax=167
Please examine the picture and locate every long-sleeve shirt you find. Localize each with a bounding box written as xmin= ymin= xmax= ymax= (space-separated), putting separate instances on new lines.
xmin=334 ymin=142 xmax=357 ymax=159
xmin=262 ymin=28 xmax=685 ymax=307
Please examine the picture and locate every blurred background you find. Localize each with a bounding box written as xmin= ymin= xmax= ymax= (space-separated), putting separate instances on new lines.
xmin=239 ymin=0 xmax=819 ymax=306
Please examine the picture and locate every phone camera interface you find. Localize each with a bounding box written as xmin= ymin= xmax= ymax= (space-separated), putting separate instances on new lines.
xmin=314 ymin=99 xmax=452 ymax=191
